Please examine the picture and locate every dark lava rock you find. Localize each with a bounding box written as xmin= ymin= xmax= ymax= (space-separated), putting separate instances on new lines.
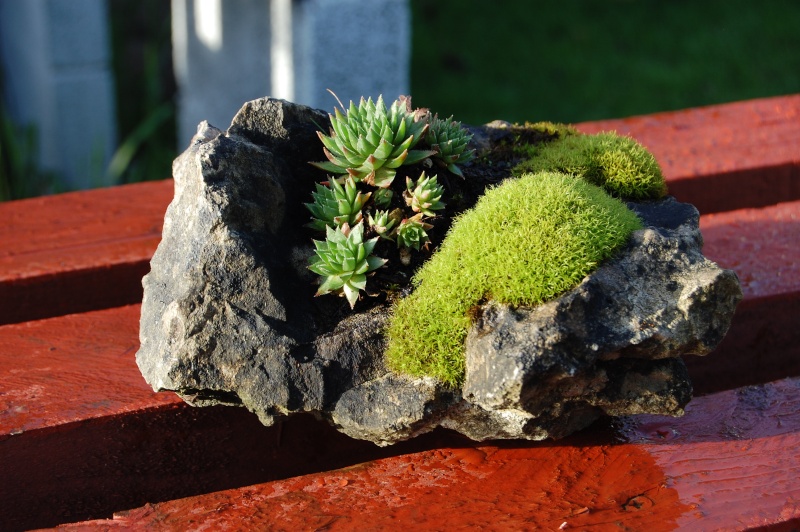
xmin=137 ymin=97 xmax=742 ymax=445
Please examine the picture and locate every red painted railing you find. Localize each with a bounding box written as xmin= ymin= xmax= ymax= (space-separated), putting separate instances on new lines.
xmin=1 ymin=95 xmax=798 ymax=531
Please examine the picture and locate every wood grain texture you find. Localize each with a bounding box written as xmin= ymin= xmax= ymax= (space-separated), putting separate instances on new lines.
xmin=700 ymin=200 xmax=800 ymax=301
xmin=0 ymin=180 xmax=173 ymax=324
xmin=54 ymin=377 xmax=800 ymax=532
xmin=577 ymin=94 xmax=800 ymax=214
xmin=0 ymin=305 xmax=178 ymax=436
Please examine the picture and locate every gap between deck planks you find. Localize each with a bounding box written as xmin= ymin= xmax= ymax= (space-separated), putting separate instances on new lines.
xmin=0 ymin=180 xmax=173 ymax=325
xmin=0 ymin=94 xmax=798 ymax=326
xmin=51 ymin=376 xmax=800 ymax=532
xmin=1 ymin=199 xmax=798 ymax=530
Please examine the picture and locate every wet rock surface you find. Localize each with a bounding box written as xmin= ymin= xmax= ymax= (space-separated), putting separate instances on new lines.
xmin=137 ymin=97 xmax=742 ymax=445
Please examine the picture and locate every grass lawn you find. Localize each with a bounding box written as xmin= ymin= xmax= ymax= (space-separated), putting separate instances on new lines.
xmin=410 ymin=0 xmax=800 ymax=124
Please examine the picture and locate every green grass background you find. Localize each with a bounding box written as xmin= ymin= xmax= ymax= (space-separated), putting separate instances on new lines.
xmin=410 ymin=0 xmax=800 ymax=124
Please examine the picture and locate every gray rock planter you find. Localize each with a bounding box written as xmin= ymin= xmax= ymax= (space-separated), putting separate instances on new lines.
xmin=137 ymin=98 xmax=742 ymax=446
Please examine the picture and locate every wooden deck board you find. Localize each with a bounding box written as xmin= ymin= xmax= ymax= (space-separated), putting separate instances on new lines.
xmin=1 ymin=95 xmax=798 ymax=530
xmin=54 ymin=377 xmax=800 ymax=531
xmin=1 ymin=199 xmax=797 ymax=530
xmin=0 ymin=180 xmax=173 ymax=325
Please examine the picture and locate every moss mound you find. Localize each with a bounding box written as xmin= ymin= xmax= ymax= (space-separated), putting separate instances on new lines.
xmin=385 ymin=172 xmax=643 ymax=386
xmin=513 ymin=132 xmax=667 ymax=200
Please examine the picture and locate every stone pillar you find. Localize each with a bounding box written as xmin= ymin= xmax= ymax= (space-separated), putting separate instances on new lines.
xmin=288 ymin=0 xmax=410 ymax=111
xmin=0 ymin=0 xmax=117 ymax=189
xmin=171 ymin=0 xmax=272 ymax=147
xmin=172 ymin=0 xmax=410 ymax=145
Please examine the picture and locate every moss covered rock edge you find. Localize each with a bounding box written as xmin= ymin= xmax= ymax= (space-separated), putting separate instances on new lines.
xmin=385 ymin=171 xmax=644 ymax=386
xmin=513 ymin=131 xmax=668 ymax=200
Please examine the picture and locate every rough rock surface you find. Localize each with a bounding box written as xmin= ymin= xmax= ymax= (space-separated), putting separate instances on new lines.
xmin=137 ymin=98 xmax=742 ymax=445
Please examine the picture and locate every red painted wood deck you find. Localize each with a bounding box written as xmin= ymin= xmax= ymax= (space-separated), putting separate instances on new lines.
xmin=1 ymin=95 xmax=798 ymax=531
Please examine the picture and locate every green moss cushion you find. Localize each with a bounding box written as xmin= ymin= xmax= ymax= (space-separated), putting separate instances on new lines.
xmin=513 ymin=132 xmax=667 ymax=200
xmin=386 ymin=171 xmax=643 ymax=386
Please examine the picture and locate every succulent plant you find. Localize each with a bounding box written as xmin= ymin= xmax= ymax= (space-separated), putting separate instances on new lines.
xmin=308 ymin=222 xmax=387 ymax=308
xmin=404 ymin=172 xmax=445 ymax=216
xmin=304 ymin=176 xmax=371 ymax=232
xmin=311 ymin=96 xmax=435 ymax=188
xmin=396 ymin=213 xmax=433 ymax=250
xmin=427 ymin=115 xmax=476 ymax=178
xmin=372 ymin=187 xmax=394 ymax=209
xmin=367 ymin=209 xmax=399 ymax=240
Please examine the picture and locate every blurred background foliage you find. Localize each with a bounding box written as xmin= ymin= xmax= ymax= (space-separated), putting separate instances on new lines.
xmin=107 ymin=0 xmax=177 ymax=186
xmin=411 ymin=0 xmax=800 ymax=124
xmin=2 ymin=0 xmax=799 ymax=201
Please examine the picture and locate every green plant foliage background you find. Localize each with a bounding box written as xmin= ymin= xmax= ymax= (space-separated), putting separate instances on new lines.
xmin=411 ymin=0 xmax=800 ymax=124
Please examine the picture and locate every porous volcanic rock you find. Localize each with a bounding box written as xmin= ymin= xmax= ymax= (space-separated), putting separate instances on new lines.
xmin=137 ymin=97 xmax=742 ymax=445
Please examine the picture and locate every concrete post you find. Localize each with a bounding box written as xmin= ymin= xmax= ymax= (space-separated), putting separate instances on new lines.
xmin=0 ymin=0 xmax=117 ymax=189
xmin=172 ymin=0 xmax=410 ymax=145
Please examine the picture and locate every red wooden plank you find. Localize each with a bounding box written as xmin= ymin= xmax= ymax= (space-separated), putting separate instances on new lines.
xmin=54 ymin=377 xmax=800 ymax=531
xmin=1 ymin=199 xmax=797 ymax=530
xmin=576 ymin=94 xmax=800 ymax=214
xmin=0 ymin=305 xmax=178 ymax=435
xmin=700 ymin=200 xmax=800 ymax=301
xmin=0 ymin=180 xmax=173 ymax=325
xmin=685 ymin=200 xmax=800 ymax=393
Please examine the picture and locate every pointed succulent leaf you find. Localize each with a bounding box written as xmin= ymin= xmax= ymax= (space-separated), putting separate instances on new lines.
xmin=395 ymin=214 xmax=432 ymax=250
xmin=426 ymin=115 xmax=475 ymax=176
xmin=404 ymin=171 xmax=445 ymax=216
xmin=317 ymin=275 xmax=345 ymax=294
xmin=403 ymin=148 xmax=436 ymax=166
xmin=310 ymin=94 xmax=435 ymax=178
xmin=367 ymin=167 xmax=397 ymax=188
xmin=308 ymin=222 xmax=385 ymax=309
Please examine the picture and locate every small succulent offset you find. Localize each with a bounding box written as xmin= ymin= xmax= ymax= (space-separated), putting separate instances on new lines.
xmin=311 ymin=96 xmax=435 ymax=188
xmin=304 ymin=176 xmax=371 ymax=231
xmin=395 ymin=213 xmax=433 ymax=250
xmin=308 ymin=222 xmax=386 ymax=309
xmin=372 ymin=187 xmax=394 ymax=209
xmin=367 ymin=209 xmax=399 ymax=240
xmin=404 ymin=172 xmax=445 ymax=216
xmin=427 ymin=115 xmax=476 ymax=178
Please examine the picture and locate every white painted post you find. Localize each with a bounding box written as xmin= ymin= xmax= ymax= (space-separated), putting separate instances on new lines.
xmin=286 ymin=0 xmax=410 ymax=111
xmin=172 ymin=0 xmax=410 ymax=145
xmin=171 ymin=0 xmax=272 ymax=146
xmin=0 ymin=0 xmax=117 ymax=189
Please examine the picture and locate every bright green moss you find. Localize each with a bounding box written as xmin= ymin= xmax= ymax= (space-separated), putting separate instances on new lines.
xmin=385 ymin=172 xmax=643 ymax=387
xmin=513 ymin=132 xmax=667 ymax=200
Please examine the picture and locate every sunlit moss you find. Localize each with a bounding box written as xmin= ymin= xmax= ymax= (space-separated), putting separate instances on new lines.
xmin=513 ymin=132 xmax=667 ymax=200
xmin=385 ymin=172 xmax=643 ymax=386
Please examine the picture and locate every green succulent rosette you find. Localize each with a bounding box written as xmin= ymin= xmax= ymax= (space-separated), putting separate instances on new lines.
xmin=308 ymin=223 xmax=387 ymax=308
xmin=311 ymin=96 xmax=435 ymax=188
